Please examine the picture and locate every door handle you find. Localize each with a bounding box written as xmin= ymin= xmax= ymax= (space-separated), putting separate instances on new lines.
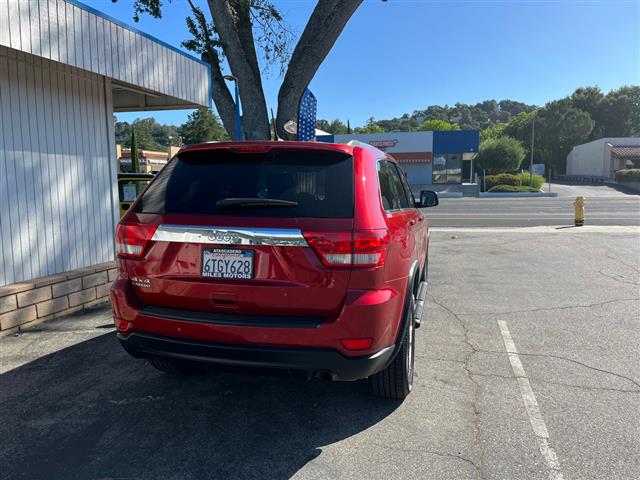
xmin=408 ymin=219 xmax=416 ymax=227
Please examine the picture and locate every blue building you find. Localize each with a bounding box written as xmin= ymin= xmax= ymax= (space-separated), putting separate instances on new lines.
xmin=318 ymin=130 xmax=479 ymax=190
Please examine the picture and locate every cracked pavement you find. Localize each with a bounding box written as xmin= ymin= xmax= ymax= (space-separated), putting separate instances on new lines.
xmin=1 ymin=227 xmax=639 ymax=479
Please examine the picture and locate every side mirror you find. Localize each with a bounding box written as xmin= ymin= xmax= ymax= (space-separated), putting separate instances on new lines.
xmin=416 ymin=190 xmax=439 ymax=208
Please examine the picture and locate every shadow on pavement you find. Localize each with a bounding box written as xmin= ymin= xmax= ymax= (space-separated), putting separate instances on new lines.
xmin=0 ymin=333 xmax=400 ymax=480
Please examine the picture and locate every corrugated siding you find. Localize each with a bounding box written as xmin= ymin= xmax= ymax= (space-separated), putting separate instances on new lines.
xmin=0 ymin=0 xmax=209 ymax=107
xmin=0 ymin=46 xmax=117 ymax=286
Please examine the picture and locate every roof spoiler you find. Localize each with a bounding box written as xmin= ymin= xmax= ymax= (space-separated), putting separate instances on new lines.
xmin=346 ymin=140 xmax=384 ymax=153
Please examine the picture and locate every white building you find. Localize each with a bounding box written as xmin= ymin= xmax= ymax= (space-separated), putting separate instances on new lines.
xmin=0 ymin=0 xmax=211 ymax=288
xmin=566 ymin=137 xmax=640 ymax=180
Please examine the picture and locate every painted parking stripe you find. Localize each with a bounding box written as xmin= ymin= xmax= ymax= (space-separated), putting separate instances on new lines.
xmin=497 ymin=320 xmax=564 ymax=480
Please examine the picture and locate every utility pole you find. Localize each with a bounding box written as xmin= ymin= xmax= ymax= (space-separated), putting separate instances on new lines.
xmin=529 ymin=116 xmax=535 ymax=187
xmin=223 ymin=75 xmax=242 ymax=141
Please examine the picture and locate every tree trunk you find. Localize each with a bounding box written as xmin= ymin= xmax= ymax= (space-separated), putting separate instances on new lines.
xmin=203 ymin=50 xmax=240 ymax=140
xmin=207 ymin=0 xmax=270 ymax=139
xmin=276 ymin=0 xmax=363 ymax=140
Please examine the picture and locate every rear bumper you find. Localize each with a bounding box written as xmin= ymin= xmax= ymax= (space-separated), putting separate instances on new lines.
xmin=118 ymin=332 xmax=394 ymax=381
xmin=111 ymin=276 xmax=407 ymax=357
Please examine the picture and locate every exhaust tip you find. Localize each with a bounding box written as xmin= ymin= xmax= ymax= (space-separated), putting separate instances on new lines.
xmin=313 ymin=370 xmax=334 ymax=382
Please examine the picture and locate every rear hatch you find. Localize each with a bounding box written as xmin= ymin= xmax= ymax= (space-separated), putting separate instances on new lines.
xmin=119 ymin=145 xmax=355 ymax=318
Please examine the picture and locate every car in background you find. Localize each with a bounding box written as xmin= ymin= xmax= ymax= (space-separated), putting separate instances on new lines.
xmin=111 ymin=141 xmax=438 ymax=399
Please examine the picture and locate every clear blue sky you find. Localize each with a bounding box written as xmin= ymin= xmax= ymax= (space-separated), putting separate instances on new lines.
xmin=86 ymin=0 xmax=640 ymax=128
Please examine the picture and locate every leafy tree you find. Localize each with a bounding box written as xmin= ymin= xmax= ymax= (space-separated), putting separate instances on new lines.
xmin=503 ymin=103 xmax=594 ymax=172
xmin=596 ymin=88 xmax=640 ymax=137
xmin=114 ymin=118 xmax=181 ymax=150
xmin=570 ymin=87 xmax=604 ymax=123
xmin=415 ymin=119 xmax=460 ymax=131
xmin=567 ymin=85 xmax=639 ymax=139
xmin=534 ymin=101 xmax=594 ymax=172
xmin=116 ymin=0 xmax=364 ymax=140
xmin=315 ymin=118 xmax=348 ymax=134
xmin=480 ymin=123 xmax=507 ymax=142
xmin=498 ymin=100 xmax=535 ymax=118
xmin=114 ymin=120 xmax=131 ymax=147
xmin=329 ymin=118 xmax=348 ymax=134
xmin=178 ymin=108 xmax=229 ymax=144
xmin=315 ymin=119 xmax=331 ymax=133
xmin=476 ymin=136 xmax=526 ymax=173
xmin=614 ymin=86 xmax=640 ymax=136
xmin=354 ymin=117 xmax=384 ymax=133
xmin=503 ymin=111 xmax=537 ymax=160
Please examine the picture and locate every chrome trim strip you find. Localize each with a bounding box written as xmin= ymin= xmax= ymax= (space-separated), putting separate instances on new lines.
xmin=369 ymin=346 xmax=394 ymax=360
xmin=151 ymin=225 xmax=309 ymax=247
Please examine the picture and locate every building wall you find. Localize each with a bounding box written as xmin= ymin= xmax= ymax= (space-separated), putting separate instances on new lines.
xmin=0 ymin=0 xmax=210 ymax=107
xmin=333 ymin=131 xmax=434 ymax=155
xmin=566 ymin=137 xmax=640 ymax=179
xmin=0 ymin=47 xmax=118 ymax=287
xmin=566 ymin=139 xmax=608 ymax=177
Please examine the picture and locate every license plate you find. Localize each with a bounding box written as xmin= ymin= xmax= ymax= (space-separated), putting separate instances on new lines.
xmin=202 ymin=249 xmax=254 ymax=279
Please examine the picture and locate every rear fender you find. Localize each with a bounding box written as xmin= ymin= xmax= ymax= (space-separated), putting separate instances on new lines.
xmin=380 ymin=260 xmax=419 ymax=369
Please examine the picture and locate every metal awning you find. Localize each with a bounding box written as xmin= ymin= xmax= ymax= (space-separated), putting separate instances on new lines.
xmin=0 ymin=0 xmax=211 ymax=111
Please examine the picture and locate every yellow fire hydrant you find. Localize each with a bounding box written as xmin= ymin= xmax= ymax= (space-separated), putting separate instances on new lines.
xmin=574 ymin=196 xmax=585 ymax=226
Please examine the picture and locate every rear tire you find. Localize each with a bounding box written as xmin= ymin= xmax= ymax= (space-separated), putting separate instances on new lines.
xmin=370 ymin=297 xmax=415 ymax=400
xmin=149 ymin=358 xmax=192 ymax=375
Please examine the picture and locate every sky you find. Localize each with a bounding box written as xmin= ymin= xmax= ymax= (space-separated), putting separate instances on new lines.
xmin=85 ymin=0 xmax=640 ymax=128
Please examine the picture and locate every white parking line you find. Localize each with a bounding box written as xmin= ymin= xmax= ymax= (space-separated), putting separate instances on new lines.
xmin=497 ymin=320 xmax=564 ymax=480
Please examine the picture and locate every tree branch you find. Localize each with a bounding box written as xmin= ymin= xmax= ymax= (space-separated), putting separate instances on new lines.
xmin=204 ymin=51 xmax=240 ymax=140
xmin=276 ymin=0 xmax=363 ymax=140
xmin=184 ymin=0 xmax=238 ymax=140
xmin=207 ymin=0 xmax=270 ymax=139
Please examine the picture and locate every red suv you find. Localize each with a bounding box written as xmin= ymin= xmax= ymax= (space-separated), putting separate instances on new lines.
xmin=111 ymin=141 xmax=438 ymax=399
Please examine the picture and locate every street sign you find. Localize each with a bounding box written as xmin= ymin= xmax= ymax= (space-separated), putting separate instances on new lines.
xmin=531 ymin=163 xmax=545 ymax=175
xmin=297 ymin=88 xmax=317 ymax=141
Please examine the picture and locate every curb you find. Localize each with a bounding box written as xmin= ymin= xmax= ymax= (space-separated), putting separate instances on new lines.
xmin=479 ymin=192 xmax=558 ymax=198
xmin=437 ymin=192 xmax=464 ymax=198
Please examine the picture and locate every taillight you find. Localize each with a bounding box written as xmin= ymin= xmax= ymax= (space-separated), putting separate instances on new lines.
xmin=116 ymin=223 xmax=158 ymax=258
xmin=341 ymin=338 xmax=373 ymax=350
xmin=353 ymin=230 xmax=389 ymax=266
xmin=303 ymin=229 xmax=389 ymax=267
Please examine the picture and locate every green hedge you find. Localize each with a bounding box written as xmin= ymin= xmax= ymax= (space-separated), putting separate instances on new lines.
xmin=488 ymin=185 xmax=540 ymax=193
xmin=615 ymin=169 xmax=640 ymax=182
xmin=517 ymin=172 xmax=545 ymax=190
xmin=485 ymin=173 xmax=522 ymax=190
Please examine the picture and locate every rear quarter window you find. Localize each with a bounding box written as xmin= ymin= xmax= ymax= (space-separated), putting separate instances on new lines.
xmin=134 ymin=149 xmax=354 ymax=218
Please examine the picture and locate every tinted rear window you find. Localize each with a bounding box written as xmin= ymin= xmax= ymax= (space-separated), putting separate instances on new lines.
xmin=134 ymin=149 xmax=354 ymax=218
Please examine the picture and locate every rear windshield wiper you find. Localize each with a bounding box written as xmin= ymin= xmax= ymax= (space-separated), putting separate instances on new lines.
xmin=216 ymin=198 xmax=298 ymax=208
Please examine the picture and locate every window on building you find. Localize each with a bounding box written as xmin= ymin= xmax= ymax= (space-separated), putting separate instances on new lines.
xmin=432 ymin=153 xmax=463 ymax=184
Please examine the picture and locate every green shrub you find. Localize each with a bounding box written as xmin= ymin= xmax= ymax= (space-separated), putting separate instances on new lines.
xmin=477 ymin=136 xmax=526 ymax=171
xmin=485 ymin=173 xmax=522 ymax=190
xmin=517 ymin=172 xmax=545 ymax=189
xmin=615 ymin=169 xmax=640 ymax=182
xmin=488 ymin=185 xmax=540 ymax=193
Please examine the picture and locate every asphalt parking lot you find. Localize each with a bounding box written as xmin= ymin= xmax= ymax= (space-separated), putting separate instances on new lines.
xmin=1 ymin=225 xmax=638 ymax=480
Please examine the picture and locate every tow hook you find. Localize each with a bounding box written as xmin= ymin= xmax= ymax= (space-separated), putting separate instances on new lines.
xmin=414 ymin=281 xmax=428 ymax=328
